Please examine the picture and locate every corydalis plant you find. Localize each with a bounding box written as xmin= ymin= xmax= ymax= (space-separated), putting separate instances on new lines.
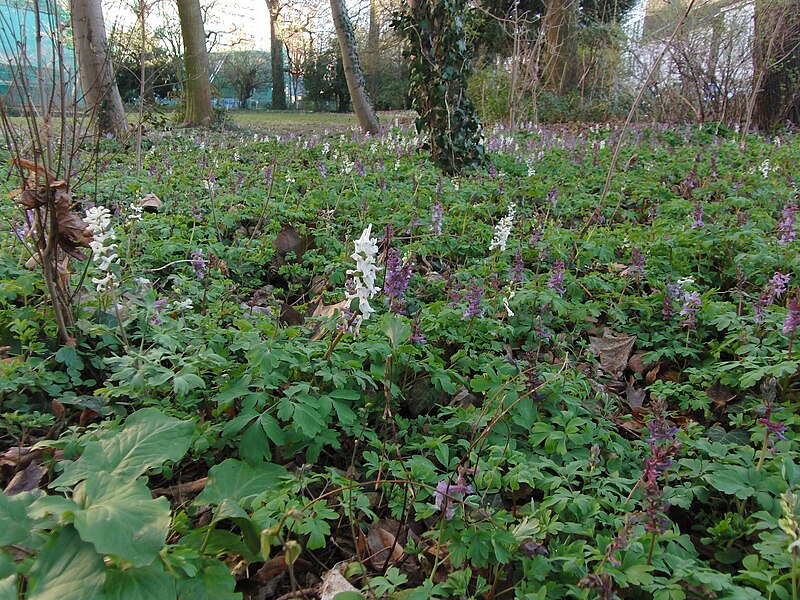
xmin=755 ymin=272 xmax=790 ymax=323
xmin=384 ymin=246 xmax=413 ymax=314
xmin=345 ymin=224 xmax=381 ymax=335
xmin=490 ymin=202 xmax=516 ymax=252
xmin=83 ymin=206 xmax=119 ymax=293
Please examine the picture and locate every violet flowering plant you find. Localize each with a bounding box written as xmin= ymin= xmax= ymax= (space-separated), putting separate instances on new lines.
xmin=433 ymin=465 xmax=478 ymax=520
xmin=754 ymin=272 xmax=790 ymax=323
xmin=383 ymin=246 xmax=413 ymax=314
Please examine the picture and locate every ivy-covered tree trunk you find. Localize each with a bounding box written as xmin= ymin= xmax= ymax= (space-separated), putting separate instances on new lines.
xmin=753 ymin=0 xmax=800 ymax=130
xmin=393 ymin=0 xmax=486 ymax=174
xmin=330 ymin=0 xmax=380 ymax=134
xmin=176 ymin=0 xmax=214 ymax=126
xmin=266 ymin=0 xmax=287 ymax=110
xmin=70 ymin=0 xmax=127 ymax=138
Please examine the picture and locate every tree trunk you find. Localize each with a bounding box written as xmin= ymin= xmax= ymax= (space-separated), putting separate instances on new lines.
xmin=542 ymin=0 xmax=580 ymax=95
xmin=70 ymin=0 xmax=127 ymax=137
xmin=176 ymin=0 xmax=213 ymax=126
xmin=330 ymin=0 xmax=380 ymax=134
xmin=366 ymin=0 xmax=380 ymax=104
xmin=752 ymin=0 xmax=800 ymax=131
xmin=266 ymin=0 xmax=287 ymax=110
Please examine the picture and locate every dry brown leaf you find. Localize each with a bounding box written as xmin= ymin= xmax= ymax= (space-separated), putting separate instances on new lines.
xmin=625 ymin=379 xmax=646 ymax=410
xmin=140 ymin=193 xmax=163 ymax=210
xmin=319 ymin=562 xmax=359 ymax=600
xmin=51 ymin=399 xmax=65 ymax=420
xmin=4 ymin=462 xmax=46 ymax=495
xmin=311 ymin=300 xmax=347 ymax=319
xmin=588 ymin=329 xmax=636 ymax=378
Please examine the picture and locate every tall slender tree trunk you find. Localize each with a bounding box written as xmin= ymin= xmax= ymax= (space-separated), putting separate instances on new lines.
xmin=176 ymin=0 xmax=213 ymax=126
xmin=752 ymin=0 xmax=800 ymax=130
xmin=266 ymin=0 xmax=287 ymax=110
xmin=70 ymin=0 xmax=127 ymax=137
xmin=366 ymin=0 xmax=381 ymax=104
xmin=542 ymin=0 xmax=579 ymax=95
xmin=331 ymin=0 xmax=380 ymax=134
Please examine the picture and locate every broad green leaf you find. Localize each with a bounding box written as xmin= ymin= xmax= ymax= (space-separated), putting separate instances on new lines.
xmin=29 ymin=494 xmax=79 ymax=521
xmin=52 ymin=409 xmax=194 ymax=488
xmin=0 ymin=491 xmax=33 ymax=546
xmin=27 ymin=526 xmax=107 ymax=600
xmin=210 ymin=499 xmax=261 ymax=554
xmin=382 ymin=315 xmax=412 ymax=347
xmin=103 ymin=563 xmax=176 ymax=600
xmin=0 ymin=575 xmax=17 ymax=599
xmin=0 ymin=550 xmax=15 ymax=578
xmin=175 ymin=559 xmax=240 ymax=600
xmin=294 ymin=402 xmax=327 ymax=437
xmin=73 ymin=476 xmax=170 ymax=567
xmin=195 ymin=459 xmax=288 ymax=509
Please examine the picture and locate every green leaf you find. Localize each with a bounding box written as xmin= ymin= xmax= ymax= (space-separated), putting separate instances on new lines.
xmin=0 ymin=550 xmax=16 ymax=579
xmin=705 ymin=465 xmax=757 ymax=499
xmin=332 ymin=593 xmax=364 ymax=600
xmin=294 ymin=402 xmax=327 ymax=437
xmin=195 ymin=459 xmax=288 ymax=509
xmin=382 ymin=315 xmax=412 ymax=347
xmin=27 ymin=526 xmax=107 ymax=600
xmin=73 ymin=476 xmax=170 ymax=567
xmin=0 ymin=575 xmax=17 ymax=599
xmin=0 ymin=491 xmax=33 ymax=546
xmin=175 ymin=559 xmax=240 ymax=600
xmin=103 ymin=563 xmax=176 ymax=600
xmin=52 ymin=409 xmax=194 ymax=488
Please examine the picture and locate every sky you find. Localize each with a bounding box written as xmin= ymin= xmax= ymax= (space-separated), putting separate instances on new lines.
xmin=102 ymin=0 xmax=272 ymax=51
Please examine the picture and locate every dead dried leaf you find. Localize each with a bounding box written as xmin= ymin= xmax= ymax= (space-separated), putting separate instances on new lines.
xmin=140 ymin=193 xmax=163 ymax=210
xmin=588 ymin=329 xmax=636 ymax=378
xmin=311 ymin=300 xmax=347 ymax=319
xmin=361 ymin=520 xmax=406 ymax=570
xmin=320 ymin=563 xmax=359 ymax=600
xmin=52 ymin=399 xmax=65 ymax=420
xmin=4 ymin=462 xmax=46 ymax=495
xmin=625 ymin=380 xmax=646 ymax=410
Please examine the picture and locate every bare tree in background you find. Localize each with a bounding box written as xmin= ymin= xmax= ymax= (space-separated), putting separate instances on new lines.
xmin=330 ymin=0 xmax=380 ymax=133
xmin=176 ymin=0 xmax=214 ymax=125
xmin=541 ymin=0 xmax=580 ymax=94
xmin=751 ymin=0 xmax=800 ymax=130
xmin=70 ymin=0 xmax=128 ymax=137
xmin=266 ymin=0 xmax=288 ymax=109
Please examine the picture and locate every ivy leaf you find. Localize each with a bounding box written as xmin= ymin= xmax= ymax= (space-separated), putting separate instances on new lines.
xmin=26 ymin=526 xmax=107 ymax=600
xmin=195 ymin=459 xmax=288 ymax=509
xmin=73 ymin=475 xmax=171 ymax=567
xmin=52 ymin=409 xmax=194 ymax=488
xmin=103 ymin=563 xmax=176 ymax=600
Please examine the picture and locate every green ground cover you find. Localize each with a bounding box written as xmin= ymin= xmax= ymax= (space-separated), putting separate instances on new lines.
xmin=1 ymin=118 xmax=800 ymax=599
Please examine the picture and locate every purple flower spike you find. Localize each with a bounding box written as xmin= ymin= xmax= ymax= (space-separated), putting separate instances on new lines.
xmin=779 ymin=200 xmax=798 ymax=244
xmin=462 ymin=280 xmax=484 ymax=320
xmin=547 ymin=260 xmax=566 ymax=296
xmin=191 ymin=249 xmax=206 ymax=280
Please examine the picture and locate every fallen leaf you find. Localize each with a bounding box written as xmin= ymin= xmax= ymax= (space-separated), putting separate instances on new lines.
xmin=319 ymin=562 xmax=360 ymax=600
xmin=4 ymin=461 xmax=46 ymax=495
xmin=140 ymin=193 xmax=163 ymax=210
xmin=625 ymin=380 xmax=647 ymax=410
xmin=588 ymin=329 xmax=636 ymax=378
